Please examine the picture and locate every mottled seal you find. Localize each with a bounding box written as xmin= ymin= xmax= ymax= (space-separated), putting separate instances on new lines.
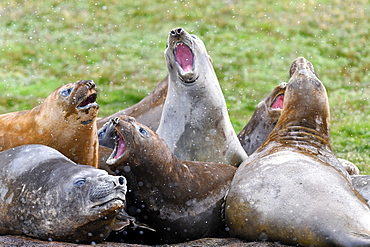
xmin=225 ymin=57 xmax=370 ymax=246
xmin=0 ymin=144 xmax=127 ymax=244
xmin=97 ymin=75 xmax=168 ymax=131
xmin=238 ymin=82 xmax=286 ymax=155
xmin=0 ymin=80 xmax=100 ymax=167
xmin=98 ymin=115 xmax=237 ymax=244
xmin=156 ymin=27 xmax=247 ymax=166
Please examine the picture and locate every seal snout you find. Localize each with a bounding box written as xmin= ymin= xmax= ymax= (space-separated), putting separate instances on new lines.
xmin=170 ymin=27 xmax=184 ymax=37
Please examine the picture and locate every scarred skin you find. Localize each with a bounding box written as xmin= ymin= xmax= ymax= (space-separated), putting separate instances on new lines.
xmin=97 ymin=75 xmax=168 ymax=131
xmin=225 ymin=57 xmax=370 ymax=247
xmin=156 ymin=27 xmax=247 ymax=167
xmin=0 ymin=80 xmax=100 ymax=167
xmin=0 ymin=144 xmax=127 ymax=244
xmin=98 ymin=115 xmax=237 ymax=244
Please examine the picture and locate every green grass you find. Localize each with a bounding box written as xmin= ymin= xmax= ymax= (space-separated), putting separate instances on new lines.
xmin=0 ymin=0 xmax=369 ymax=172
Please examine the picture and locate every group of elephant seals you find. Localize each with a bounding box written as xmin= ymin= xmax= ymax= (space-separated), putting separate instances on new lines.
xmin=156 ymin=27 xmax=247 ymax=167
xmin=98 ymin=115 xmax=237 ymax=244
xmin=0 ymin=80 xmax=100 ymax=167
xmin=225 ymin=57 xmax=370 ymax=246
xmin=0 ymin=144 xmax=127 ymax=244
xmin=237 ymin=82 xmax=286 ymax=155
xmin=97 ymin=75 xmax=168 ymax=131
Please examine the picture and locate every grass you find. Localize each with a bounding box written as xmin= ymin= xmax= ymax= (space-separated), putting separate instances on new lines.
xmin=0 ymin=0 xmax=369 ymax=172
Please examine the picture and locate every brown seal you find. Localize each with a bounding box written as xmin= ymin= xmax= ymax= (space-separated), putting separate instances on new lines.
xmin=0 ymin=144 xmax=127 ymax=244
xmin=238 ymin=83 xmax=360 ymax=175
xmin=0 ymin=80 xmax=100 ymax=167
xmin=97 ymin=75 xmax=168 ymax=131
xmin=156 ymin=27 xmax=247 ymax=166
xmin=225 ymin=57 xmax=370 ymax=246
xmin=98 ymin=115 xmax=237 ymax=244
xmin=238 ymin=82 xmax=286 ymax=155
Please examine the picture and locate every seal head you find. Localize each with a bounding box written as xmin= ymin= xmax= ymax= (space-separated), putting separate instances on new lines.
xmin=238 ymin=82 xmax=286 ymax=155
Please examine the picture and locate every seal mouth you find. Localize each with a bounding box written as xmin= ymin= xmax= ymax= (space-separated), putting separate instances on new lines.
xmin=271 ymin=94 xmax=284 ymax=109
xmin=174 ymin=42 xmax=197 ymax=83
xmin=92 ymin=198 xmax=125 ymax=210
xmin=107 ymin=128 xmax=127 ymax=165
xmin=77 ymin=93 xmax=98 ymax=109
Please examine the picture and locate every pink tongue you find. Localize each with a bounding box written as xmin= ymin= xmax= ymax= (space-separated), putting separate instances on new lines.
xmin=175 ymin=43 xmax=193 ymax=72
xmin=271 ymin=95 xmax=284 ymax=109
xmin=114 ymin=134 xmax=126 ymax=159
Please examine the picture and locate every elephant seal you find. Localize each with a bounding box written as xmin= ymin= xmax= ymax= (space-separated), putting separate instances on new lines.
xmin=237 ymin=83 xmax=360 ymax=175
xmin=0 ymin=144 xmax=127 ymax=244
xmin=238 ymin=82 xmax=286 ymax=155
xmin=225 ymin=57 xmax=370 ymax=246
xmin=156 ymin=27 xmax=247 ymax=166
xmin=0 ymin=80 xmax=100 ymax=167
xmin=97 ymin=75 xmax=168 ymax=131
xmin=98 ymin=115 xmax=237 ymax=244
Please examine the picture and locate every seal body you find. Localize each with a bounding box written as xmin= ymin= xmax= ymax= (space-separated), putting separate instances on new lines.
xmin=225 ymin=57 xmax=370 ymax=246
xmin=238 ymin=82 xmax=286 ymax=155
xmin=0 ymin=80 xmax=100 ymax=167
xmin=0 ymin=144 xmax=127 ymax=244
xmin=97 ymin=75 xmax=168 ymax=131
xmin=156 ymin=27 xmax=247 ymax=166
xmin=98 ymin=116 xmax=236 ymax=244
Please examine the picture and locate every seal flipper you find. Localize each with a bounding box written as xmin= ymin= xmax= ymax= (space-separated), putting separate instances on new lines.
xmin=111 ymin=209 xmax=155 ymax=232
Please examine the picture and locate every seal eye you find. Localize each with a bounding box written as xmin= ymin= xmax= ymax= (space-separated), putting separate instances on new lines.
xmin=139 ymin=127 xmax=149 ymax=137
xmin=74 ymin=179 xmax=86 ymax=186
xmin=97 ymin=128 xmax=105 ymax=139
xmin=60 ymin=87 xmax=73 ymax=97
xmin=191 ymin=35 xmax=198 ymax=39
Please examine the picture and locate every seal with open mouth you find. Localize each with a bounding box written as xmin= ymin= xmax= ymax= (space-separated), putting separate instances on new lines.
xmin=98 ymin=115 xmax=237 ymax=244
xmin=156 ymin=27 xmax=247 ymax=167
xmin=0 ymin=80 xmax=100 ymax=167
xmin=225 ymin=57 xmax=370 ymax=246
xmin=238 ymin=82 xmax=286 ymax=155
xmin=0 ymin=144 xmax=127 ymax=244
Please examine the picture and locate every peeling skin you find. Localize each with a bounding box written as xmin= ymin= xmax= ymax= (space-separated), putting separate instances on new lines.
xmin=0 ymin=80 xmax=100 ymax=168
xmin=226 ymin=57 xmax=370 ymax=247
xmin=156 ymin=27 xmax=247 ymax=167
xmin=98 ymin=115 xmax=237 ymax=244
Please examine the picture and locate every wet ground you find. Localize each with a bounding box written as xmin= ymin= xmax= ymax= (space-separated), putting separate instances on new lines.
xmin=0 ymin=235 xmax=290 ymax=247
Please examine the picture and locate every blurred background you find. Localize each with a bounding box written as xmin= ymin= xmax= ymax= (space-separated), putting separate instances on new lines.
xmin=0 ymin=0 xmax=369 ymax=171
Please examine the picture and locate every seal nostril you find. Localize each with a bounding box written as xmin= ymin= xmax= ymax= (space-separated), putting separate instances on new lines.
xmin=176 ymin=28 xmax=183 ymax=35
xmin=118 ymin=176 xmax=125 ymax=185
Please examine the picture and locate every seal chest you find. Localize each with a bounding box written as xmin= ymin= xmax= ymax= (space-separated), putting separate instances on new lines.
xmin=225 ymin=57 xmax=370 ymax=247
xmin=156 ymin=27 xmax=247 ymax=167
